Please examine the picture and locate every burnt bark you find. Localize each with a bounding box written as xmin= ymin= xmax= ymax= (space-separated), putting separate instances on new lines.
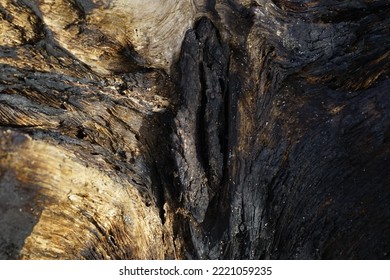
xmin=0 ymin=0 xmax=389 ymax=259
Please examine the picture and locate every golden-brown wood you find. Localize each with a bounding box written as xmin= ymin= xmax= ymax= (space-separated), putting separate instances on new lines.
xmin=1 ymin=0 xmax=389 ymax=259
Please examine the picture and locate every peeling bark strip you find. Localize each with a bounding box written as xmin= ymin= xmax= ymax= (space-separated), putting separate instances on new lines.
xmin=1 ymin=0 xmax=390 ymax=259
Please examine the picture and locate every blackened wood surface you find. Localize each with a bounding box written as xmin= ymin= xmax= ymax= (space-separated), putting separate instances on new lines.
xmin=0 ymin=0 xmax=389 ymax=259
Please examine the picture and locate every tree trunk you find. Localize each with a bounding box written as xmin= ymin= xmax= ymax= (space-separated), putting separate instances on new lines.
xmin=0 ymin=0 xmax=389 ymax=259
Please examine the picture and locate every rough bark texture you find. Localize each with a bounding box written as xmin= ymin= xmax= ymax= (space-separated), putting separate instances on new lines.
xmin=0 ymin=0 xmax=389 ymax=259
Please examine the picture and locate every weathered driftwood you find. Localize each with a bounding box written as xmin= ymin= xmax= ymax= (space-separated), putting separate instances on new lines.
xmin=0 ymin=0 xmax=389 ymax=259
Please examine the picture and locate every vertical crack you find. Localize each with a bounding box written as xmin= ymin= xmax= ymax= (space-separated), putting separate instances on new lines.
xmin=173 ymin=16 xmax=232 ymax=258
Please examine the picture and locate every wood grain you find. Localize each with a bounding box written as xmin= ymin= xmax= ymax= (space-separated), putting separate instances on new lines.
xmin=0 ymin=0 xmax=389 ymax=259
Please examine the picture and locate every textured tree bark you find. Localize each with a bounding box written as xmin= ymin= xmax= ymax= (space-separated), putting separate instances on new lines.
xmin=0 ymin=0 xmax=389 ymax=259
